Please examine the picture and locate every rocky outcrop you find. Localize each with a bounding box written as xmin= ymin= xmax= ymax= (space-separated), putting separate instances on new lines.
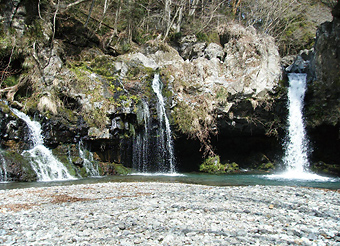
xmin=307 ymin=1 xmax=340 ymax=127
xmin=303 ymin=2 xmax=340 ymax=171
xmin=169 ymin=24 xmax=284 ymax=162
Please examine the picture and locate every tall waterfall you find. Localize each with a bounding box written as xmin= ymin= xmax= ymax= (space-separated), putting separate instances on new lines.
xmin=11 ymin=108 xmax=75 ymax=181
xmin=273 ymin=73 xmax=329 ymax=180
xmin=284 ymin=73 xmax=309 ymax=175
xmin=133 ymin=74 xmax=176 ymax=173
xmin=152 ymin=74 xmax=176 ymax=173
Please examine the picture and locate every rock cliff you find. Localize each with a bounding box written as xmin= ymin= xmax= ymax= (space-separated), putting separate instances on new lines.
xmin=0 ymin=2 xmax=289 ymax=181
xmin=305 ymin=1 xmax=340 ymax=172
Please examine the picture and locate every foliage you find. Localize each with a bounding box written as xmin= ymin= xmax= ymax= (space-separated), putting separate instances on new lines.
xmin=258 ymin=162 xmax=274 ymax=171
xmin=172 ymin=98 xmax=216 ymax=156
xmin=240 ymin=0 xmax=331 ymax=55
xmin=199 ymin=155 xmax=239 ymax=174
xmin=2 ymin=76 xmax=19 ymax=87
xmin=199 ymin=156 xmax=225 ymax=174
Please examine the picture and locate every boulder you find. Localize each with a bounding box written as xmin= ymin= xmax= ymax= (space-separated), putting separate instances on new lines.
xmin=221 ymin=24 xmax=281 ymax=97
xmin=285 ymin=49 xmax=314 ymax=80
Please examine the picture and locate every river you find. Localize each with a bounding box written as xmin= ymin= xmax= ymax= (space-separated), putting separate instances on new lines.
xmin=1 ymin=172 xmax=340 ymax=190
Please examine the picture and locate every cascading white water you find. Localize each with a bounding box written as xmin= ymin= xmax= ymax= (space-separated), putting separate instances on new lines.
xmin=272 ymin=73 xmax=330 ymax=180
xmin=151 ymin=74 xmax=176 ymax=173
xmin=78 ymin=140 xmax=100 ymax=176
xmin=11 ymin=108 xmax=75 ymax=181
xmin=0 ymin=151 xmax=8 ymax=182
xmin=133 ymin=101 xmax=150 ymax=172
xmin=284 ymin=73 xmax=309 ymax=175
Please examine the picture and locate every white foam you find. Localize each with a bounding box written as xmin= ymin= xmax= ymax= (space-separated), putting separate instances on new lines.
xmin=266 ymin=171 xmax=337 ymax=182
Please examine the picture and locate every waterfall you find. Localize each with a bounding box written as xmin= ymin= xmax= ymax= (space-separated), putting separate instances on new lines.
xmin=133 ymin=74 xmax=176 ymax=174
xmin=0 ymin=151 xmax=8 ymax=182
xmin=152 ymin=74 xmax=176 ymax=173
xmin=284 ymin=73 xmax=309 ymax=174
xmin=79 ymin=140 xmax=100 ymax=176
xmin=272 ymin=73 xmax=329 ymax=180
xmin=11 ymin=108 xmax=75 ymax=181
xmin=133 ymin=101 xmax=151 ymax=172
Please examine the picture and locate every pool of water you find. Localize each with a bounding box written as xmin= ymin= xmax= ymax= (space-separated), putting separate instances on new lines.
xmin=1 ymin=172 xmax=340 ymax=190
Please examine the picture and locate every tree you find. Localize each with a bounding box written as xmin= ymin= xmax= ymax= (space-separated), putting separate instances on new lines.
xmin=231 ymin=0 xmax=242 ymax=15
xmin=242 ymin=0 xmax=306 ymax=39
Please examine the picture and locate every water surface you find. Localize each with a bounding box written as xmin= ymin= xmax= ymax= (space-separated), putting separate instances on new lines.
xmin=1 ymin=173 xmax=340 ymax=190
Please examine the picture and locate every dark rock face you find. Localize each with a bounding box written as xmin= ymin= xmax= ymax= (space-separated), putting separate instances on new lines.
xmin=305 ymin=2 xmax=340 ymax=173
xmin=307 ymin=2 xmax=340 ymax=127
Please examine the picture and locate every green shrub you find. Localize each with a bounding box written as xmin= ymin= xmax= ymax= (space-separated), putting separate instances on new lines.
xmin=224 ymin=162 xmax=239 ymax=173
xmin=199 ymin=156 xmax=226 ymax=174
xmin=3 ymin=76 xmax=19 ymax=87
xmin=259 ymin=162 xmax=274 ymax=171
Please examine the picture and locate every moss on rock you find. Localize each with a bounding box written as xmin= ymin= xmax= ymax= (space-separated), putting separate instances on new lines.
xmin=99 ymin=162 xmax=131 ymax=175
xmin=2 ymin=150 xmax=37 ymax=182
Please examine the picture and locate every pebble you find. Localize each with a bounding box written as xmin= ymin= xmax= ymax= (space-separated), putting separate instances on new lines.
xmin=0 ymin=182 xmax=340 ymax=245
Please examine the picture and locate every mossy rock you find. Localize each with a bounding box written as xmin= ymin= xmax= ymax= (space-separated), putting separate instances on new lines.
xmin=99 ymin=162 xmax=132 ymax=175
xmin=311 ymin=161 xmax=340 ymax=176
xmin=51 ymin=146 xmax=78 ymax=177
xmin=112 ymin=163 xmax=132 ymax=175
xmin=79 ymin=167 xmax=89 ymax=177
xmin=2 ymin=151 xmax=37 ymax=181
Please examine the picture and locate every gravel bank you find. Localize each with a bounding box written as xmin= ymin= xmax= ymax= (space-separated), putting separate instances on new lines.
xmin=0 ymin=182 xmax=340 ymax=245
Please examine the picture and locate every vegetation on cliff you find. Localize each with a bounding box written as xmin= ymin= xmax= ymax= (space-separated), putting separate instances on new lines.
xmin=0 ymin=0 xmax=339 ymax=178
xmin=0 ymin=0 xmax=334 ymax=110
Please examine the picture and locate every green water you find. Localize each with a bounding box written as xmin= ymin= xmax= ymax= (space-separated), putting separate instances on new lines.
xmin=1 ymin=172 xmax=340 ymax=190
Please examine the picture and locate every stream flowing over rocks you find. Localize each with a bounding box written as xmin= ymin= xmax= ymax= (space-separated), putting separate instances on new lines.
xmin=1 ymin=183 xmax=340 ymax=245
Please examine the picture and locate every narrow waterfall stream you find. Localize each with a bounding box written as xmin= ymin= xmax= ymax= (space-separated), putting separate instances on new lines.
xmin=133 ymin=101 xmax=151 ymax=173
xmin=79 ymin=140 xmax=100 ymax=176
xmin=0 ymin=151 xmax=8 ymax=182
xmin=151 ymin=74 xmax=176 ymax=173
xmin=11 ymin=108 xmax=75 ymax=181
xmin=271 ymin=73 xmax=330 ymax=180
xmin=133 ymin=74 xmax=176 ymax=174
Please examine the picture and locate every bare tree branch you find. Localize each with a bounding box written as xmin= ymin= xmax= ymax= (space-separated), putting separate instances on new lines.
xmin=63 ymin=0 xmax=91 ymax=10
xmin=0 ymin=46 xmax=15 ymax=88
xmin=84 ymin=0 xmax=96 ymax=27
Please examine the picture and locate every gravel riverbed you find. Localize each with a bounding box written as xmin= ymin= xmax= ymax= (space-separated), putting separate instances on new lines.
xmin=0 ymin=182 xmax=339 ymax=245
